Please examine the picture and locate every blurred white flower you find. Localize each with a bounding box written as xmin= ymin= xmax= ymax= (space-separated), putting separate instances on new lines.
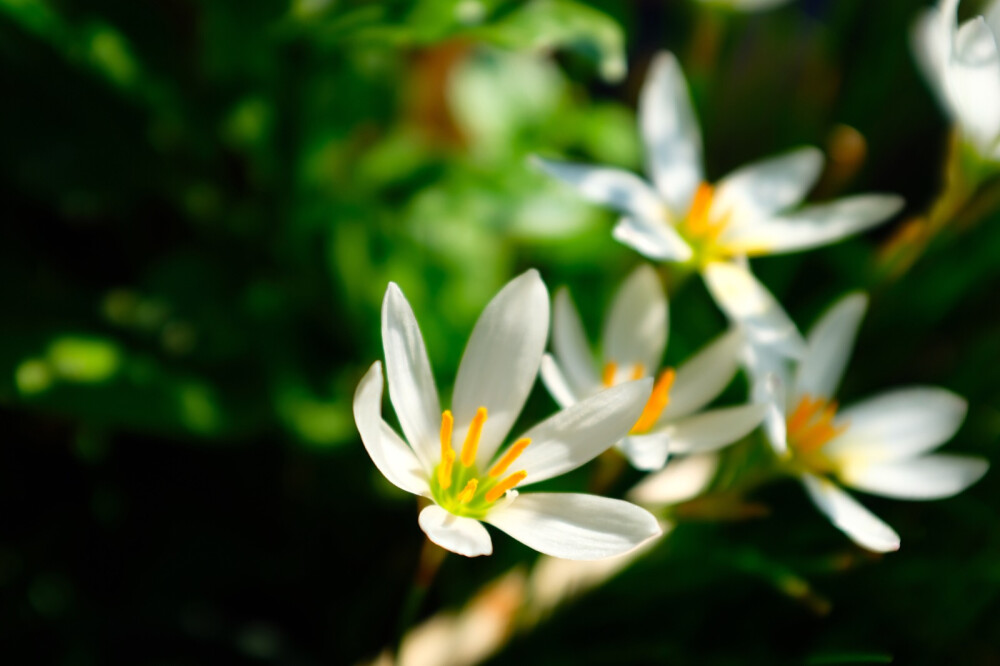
xmin=354 ymin=270 xmax=661 ymax=558
xmin=761 ymin=292 xmax=988 ymax=552
xmin=540 ymin=264 xmax=766 ymax=470
xmin=914 ymin=0 xmax=1000 ymax=162
xmin=533 ymin=51 xmax=903 ymax=266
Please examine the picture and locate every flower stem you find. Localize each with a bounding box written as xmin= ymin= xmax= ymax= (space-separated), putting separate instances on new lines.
xmin=392 ymin=536 xmax=447 ymax=661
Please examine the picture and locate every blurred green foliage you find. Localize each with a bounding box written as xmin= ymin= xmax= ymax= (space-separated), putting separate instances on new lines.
xmin=1 ymin=0 xmax=999 ymax=664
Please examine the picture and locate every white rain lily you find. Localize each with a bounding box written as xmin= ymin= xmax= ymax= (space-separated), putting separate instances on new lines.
xmin=762 ymin=292 xmax=988 ymax=552
xmin=914 ymin=0 xmax=1000 ymax=162
xmin=540 ymin=264 xmax=766 ymax=471
xmin=533 ymin=51 xmax=903 ymax=267
xmin=354 ymin=270 xmax=662 ymax=559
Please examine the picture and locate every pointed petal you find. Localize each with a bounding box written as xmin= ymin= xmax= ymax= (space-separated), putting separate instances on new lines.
xmin=664 ymin=403 xmax=767 ymax=454
xmin=723 ymin=195 xmax=904 ymax=257
xmin=824 ymin=388 xmax=968 ymax=464
xmin=602 ymin=264 xmax=668 ymax=373
xmin=511 ymin=379 xmax=652 ymax=484
xmin=801 ymin=474 xmax=900 ymax=553
xmin=662 ymin=328 xmax=742 ymax=419
xmin=531 ymin=157 xmax=665 ymax=220
xmin=911 ymin=1 xmax=956 ymax=110
xmin=612 ymin=216 xmax=694 ymax=262
xmin=486 ymin=493 xmax=661 ymax=560
xmin=839 ymin=454 xmax=988 ymax=500
xmin=353 ymin=362 xmax=431 ymax=497
xmin=702 ymin=262 xmax=805 ymax=359
xmin=741 ymin=339 xmax=792 ymax=455
xmin=948 ymin=16 xmax=1000 ymax=153
xmin=627 ymin=453 xmax=720 ymax=507
xmin=714 ymin=147 xmax=824 ymax=223
xmin=639 ymin=51 xmax=704 ymax=213
xmin=618 ymin=432 xmax=671 ymax=471
xmin=795 ymin=292 xmax=868 ymax=400
xmin=453 ymin=270 xmax=550 ymax=467
xmin=540 ymin=353 xmax=580 ymax=409
xmin=552 ymin=288 xmax=599 ymax=396
xmin=418 ymin=505 xmax=493 ymax=557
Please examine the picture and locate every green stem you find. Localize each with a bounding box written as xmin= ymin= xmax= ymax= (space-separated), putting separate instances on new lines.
xmin=392 ymin=536 xmax=447 ymax=660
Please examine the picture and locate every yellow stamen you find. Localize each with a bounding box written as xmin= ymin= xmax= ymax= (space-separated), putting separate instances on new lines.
xmin=440 ymin=410 xmax=454 ymax=459
xmin=460 ymin=407 xmax=488 ymax=467
xmin=630 ymin=363 xmax=645 ymax=380
xmin=485 ymin=471 xmax=527 ymax=503
xmin=683 ymin=182 xmax=730 ymax=243
xmin=437 ymin=449 xmax=455 ymax=490
xmin=787 ymin=396 xmax=847 ymax=454
xmin=456 ymin=479 xmax=478 ymax=503
xmin=602 ymin=361 xmax=618 ymax=388
xmin=489 ymin=438 xmax=531 ymax=478
xmin=631 ymin=367 xmax=676 ymax=433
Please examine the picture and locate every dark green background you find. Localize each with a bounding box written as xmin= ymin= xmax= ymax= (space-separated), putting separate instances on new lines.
xmin=1 ymin=0 xmax=998 ymax=663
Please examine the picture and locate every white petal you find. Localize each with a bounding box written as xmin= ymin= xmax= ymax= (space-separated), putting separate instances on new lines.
xmin=486 ymin=493 xmax=661 ymax=560
xmin=552 ymin=288 xmax=600 ymax=396
xmin=353 ymin=362 xmax=431 ymax=497
xmin=664 ymin=403 xmax=767 ymax=454
xmin=911 ymin=1 xmax=956 ymax=110
xmin=824 ymin=388 xmax=968 ymax=464
xmin=382 ymin=283 xmax=442 ymax=469
xmin=510 ymin=379 xmax=652 ymax=484
xmin=758 ymin=371 xmax=789 ymax=456
xmin=714 ymin=147 xmax=824 ymax=223
xmin=540 ymin=353 xmax=580 ymax=409
xmin=722 ymin=195 xmax=904 ymax=257
xmin=662 ymin=328 xmax=742 ymax=420
xmin=531 ymin=157 xmax=666 ymax=220
xmin=839 ymin=454 xmax=988 ymax=500
xmin=639 ymin=51 xmax=704 ymax=213
xmin=602 ymin=264 xmax=668 ymax=373
xmin=618 ymin=432 xmax=671 ymax=471
xmin=418 ymin=505 xmax=493 ymax=557
xmin=801 ymin=474 xmax=900 ymax=553
xmin=795 ymin=292 xmax=867 ymax=400
xmin=702 ymin=261 xmax=805 ymax=359
xmin=453 ymin=270 xmax=550 ymax=467
xmin=612 ymin=216 xmax=694 ymax=262
xmin=627 ymin=452 xmax=720 ymax=506
xmin=948 ymin=16 xmax=1000 ymax=153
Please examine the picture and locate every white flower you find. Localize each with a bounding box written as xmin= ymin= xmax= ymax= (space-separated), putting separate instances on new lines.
xmin=539 ymin=264 xmax=766 ymax=471
xmin=762 ymin=292 xmax=988 ymax=552
xmin=354 ymin=270 xmax=662 ymax=559
xmin=914 ymin=0 xmax=1000 ymax=161
xmin=533 ymin=51 xmax=903 ymax=266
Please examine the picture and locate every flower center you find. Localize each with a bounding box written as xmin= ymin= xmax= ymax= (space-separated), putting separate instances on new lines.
xmin=601 ymin=362 xmax=676 ymax=434
xmin=786 ymin=394 xmax=848 ymax=470
xmin=677 ymin=182 xmax=731 ymax=261
xmin=431 ymin=407 xmax=530 ymax=518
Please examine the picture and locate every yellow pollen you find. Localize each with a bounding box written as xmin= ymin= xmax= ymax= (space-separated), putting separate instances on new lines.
xmin=787 ymin=395 xmax=847 ymax=454
xmin=631 ymin=368 xmax=676 ymax=434
xmin=456 ymin=479 xmax=478 ymax=503
xmin=440 ymin=410 xmax=454 ymax=459
xmin=485 ymin=471 xmax=527 ymax=503
xmin=602 ymin=361 xmax=618 ymax=388
xmin=630 ymin=363 xmax=645 ymax=380
xmin=437 ymin=449 xmax=455 ymax=490
xmin=683 ymin=182 xmax=729 ymax=242
xmin=460 ymin=407 xmax=488 ymax=467
xmin=489 ymin=438 xmax=531 ymax=478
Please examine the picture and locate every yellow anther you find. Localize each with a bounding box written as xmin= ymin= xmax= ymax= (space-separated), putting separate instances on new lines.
xmin=602 ymin=361 xmax=618 ymax=388
xmin=456 ymin=479 xmax=478 ymax=503
xmin=630 ymin=363 xmax=645 ymax=380
xmin=683 ymin=182 xmax=729 ymax=243
xmin=485 ymin=471 xmax=527 ymax=503
xmin=631 ymin=367 xmax=676 ymax=434
xmin=437 ymin=449 xmax=455 ymax=490
xmin=787 ymin=395 xmax=847 ymax=454
xmin=440 ymin=409 xmax=454 ymax=460
xmin=460 ymin=407 xmax=488 ymax=467
xmin=489 ymin=438 xmax=531 ymax=478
